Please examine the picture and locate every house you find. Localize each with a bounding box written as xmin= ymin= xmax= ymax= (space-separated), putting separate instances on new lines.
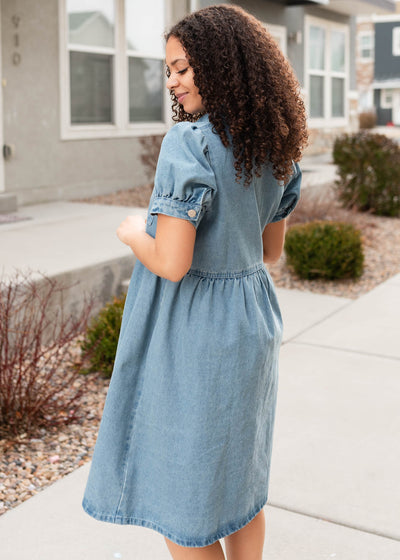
xmin=356 ymin=1 xmax=400 ymax=125
xmin=0 ymin=0 xmax=396 ymax=212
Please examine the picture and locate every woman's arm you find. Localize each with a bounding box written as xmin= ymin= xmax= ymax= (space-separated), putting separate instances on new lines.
xmin=262 ymin=219 xmax=286 ymax=264
xmin=117 ymin=214 xmax=196 ymax=282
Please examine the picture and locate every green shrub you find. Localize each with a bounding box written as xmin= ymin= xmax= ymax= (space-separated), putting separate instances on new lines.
xmin=333 ymin=132 xmax=400 ymax=217
xmin=284 ymin=221 xmax=364 ymax=280
xmin=81 ymin=294 xmax=126 ymax=377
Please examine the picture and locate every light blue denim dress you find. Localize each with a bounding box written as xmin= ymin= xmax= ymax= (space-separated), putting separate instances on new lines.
xmin=82 ymin=113 xmax=301 ymax=547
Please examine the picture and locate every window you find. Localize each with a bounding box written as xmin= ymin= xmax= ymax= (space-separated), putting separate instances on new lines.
xmin=68 ymin=0 xmax=115 ymax=124
xmin=381 ymin=89 xmax=393 ymax=109
xmin=60 ymin=0 xmax=170 ymax=139
xmin=393 ymin=27 xmax=400 ymax=56
xmin=126 ymin=0 xmax=165 ymax=123
xmin=306 ymin=17 xmax=348 ymax=125
xmin=359 ymin=32 xmax=374 ymax=60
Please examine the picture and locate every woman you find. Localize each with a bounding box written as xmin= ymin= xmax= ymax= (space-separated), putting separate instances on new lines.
xmin=82 ymin=5 xmax=308 ymax=559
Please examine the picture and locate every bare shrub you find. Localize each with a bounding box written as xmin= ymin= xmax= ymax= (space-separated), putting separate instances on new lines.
xmin=359 ymin=111 xmax=377 ymax=130
xmin=139 ymin=135 xmax=164 ymax=185
xmin=0 ymin=271 xmax=93 ymax=438
xmin=287 ymin=185 xmax=361 ymax=226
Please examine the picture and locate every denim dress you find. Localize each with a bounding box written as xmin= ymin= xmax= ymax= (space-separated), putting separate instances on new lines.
xmin=82 ymin=113 xmax=301 ymax=547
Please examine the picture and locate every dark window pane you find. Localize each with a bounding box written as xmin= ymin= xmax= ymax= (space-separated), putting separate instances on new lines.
xmin=331 ymin=30 xmax=345 ymax=73
xmin=309 ymin=26 xmax=325 ymax=71
xmin=129 ymin=57 xmax=163 ymax=123
xmin=332 ymin=77 xmax=345 ymax=117
xmin=70 ymin=51 xmax=113 ymax=124
xmin=310 ymin=75 xmax=324 ymax=118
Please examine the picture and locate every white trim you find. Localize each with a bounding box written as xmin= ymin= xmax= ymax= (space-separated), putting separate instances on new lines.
xmin=61 ymin=123 xmax=169 ymax=140
xmin=59 ymin=0 xmax=171 ymax=141
xmin=67 ymin=44 xmax=115 ymax=55
xmin=393 ymin=27 xmax=400 ymax=56
xmin=372 ymin=79 xmax=400 ymax=88
xmin=115 ymin=0 xmax=125 ymax=130
xmin=372 ymin=14 xmax=400 ymax=24
xmin=304 ymin=15 xmax=349 ymax=128
xmin=0 ymin=0 xmax=4 ymax=192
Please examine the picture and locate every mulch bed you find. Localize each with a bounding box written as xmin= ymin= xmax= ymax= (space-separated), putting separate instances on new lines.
xmin=2 ymin=181 xmax=399 ymax=517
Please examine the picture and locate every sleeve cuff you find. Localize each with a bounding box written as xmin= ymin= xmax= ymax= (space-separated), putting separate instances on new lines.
xmin=150 ymin=196 xmax=205 ymax=229
xmin=270 ymin=192 xmax=299 ymax=223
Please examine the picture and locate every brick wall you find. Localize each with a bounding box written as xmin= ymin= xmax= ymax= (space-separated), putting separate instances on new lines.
xmin=356 ymin=20 xmax=374 ymax=89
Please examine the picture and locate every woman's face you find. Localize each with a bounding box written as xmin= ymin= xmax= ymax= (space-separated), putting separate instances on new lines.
xmin=165 ymin=36 xmax=205 ymax=115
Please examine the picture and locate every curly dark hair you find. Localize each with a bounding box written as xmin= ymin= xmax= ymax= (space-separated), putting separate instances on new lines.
xmin=166 ymin=4 xmax=308 ymax=186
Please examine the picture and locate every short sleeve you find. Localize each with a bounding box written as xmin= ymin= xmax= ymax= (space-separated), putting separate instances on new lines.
xmin=149 ymin=122 xmax=216 ymax=229
xmin=270 ymin=162 xmax=302 ymax=223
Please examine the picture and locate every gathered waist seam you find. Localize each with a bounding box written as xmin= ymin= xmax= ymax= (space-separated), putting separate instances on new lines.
xmin=186 ymin=263 xmax=265 ymax=279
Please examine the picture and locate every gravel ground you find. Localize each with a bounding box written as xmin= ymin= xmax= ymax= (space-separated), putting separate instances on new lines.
xmin=0 ymin=367 xmax=109 ymax=516
xmin=2 ymin=181 xmax=399 ymax=517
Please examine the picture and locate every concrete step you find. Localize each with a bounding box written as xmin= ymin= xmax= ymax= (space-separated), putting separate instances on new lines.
xmin=0 ymin=201 xmax=146 ymax=318
xmin=0 ymin=192 xmax=18 ymax=214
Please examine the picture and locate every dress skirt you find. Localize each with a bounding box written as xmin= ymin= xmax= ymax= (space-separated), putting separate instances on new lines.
xmin=82 ymin=261 xmax=283 ymax=547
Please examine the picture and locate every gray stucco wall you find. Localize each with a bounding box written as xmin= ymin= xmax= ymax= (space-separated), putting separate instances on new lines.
xmin=375 ymin=21 xmax=400 ymax=80
xmin=231 ymin=0 xmax=286 ymax=24
xmin=2 ymin=0 xmax=187 ymax=206
xmin=283 ymin=6 xmax=304 ymax=84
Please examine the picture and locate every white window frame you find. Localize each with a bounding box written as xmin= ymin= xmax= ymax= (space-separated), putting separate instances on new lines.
xmin=304 ymin=16 xmax=349 ymax=129
xmin=358 ymin=31 xmax=374 ymax=61
xmin=393 ymin=27 xmax=400 ymax=57
xmin=59 ymin=0 xmax=172 ymax=140
xmin=381 ymin=89 xmax=393 ymax=109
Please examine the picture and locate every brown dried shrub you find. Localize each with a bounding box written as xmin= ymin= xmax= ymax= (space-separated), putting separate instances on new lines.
xmin=287 ymin=185 xmax=363 ymax=227
xmin=139 ymin=135 xmax=164 ymax=186
xmin=0 ymin=271 xmax=93 ymax=438
xmin=358 ymin=111 xmax=377 ymax=130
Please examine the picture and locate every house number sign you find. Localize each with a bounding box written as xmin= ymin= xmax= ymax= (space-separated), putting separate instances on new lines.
xmin=12 ymin=15 xmax=21 ymax=65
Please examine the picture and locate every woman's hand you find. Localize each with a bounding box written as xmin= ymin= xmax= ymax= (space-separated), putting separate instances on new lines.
xmin=116 ymin=215 xmax=146 ymax=247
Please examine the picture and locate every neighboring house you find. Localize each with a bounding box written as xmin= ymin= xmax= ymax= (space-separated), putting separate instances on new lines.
xmin=373 ymin=10 xmax=400 ymax=125
xmin=356 ymin=17 xmax=375 ymax=112
xmin=0 ymin=0 xmax=396 ymax=212
xmin=356 ymin=2 xmax=400 ymax=125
